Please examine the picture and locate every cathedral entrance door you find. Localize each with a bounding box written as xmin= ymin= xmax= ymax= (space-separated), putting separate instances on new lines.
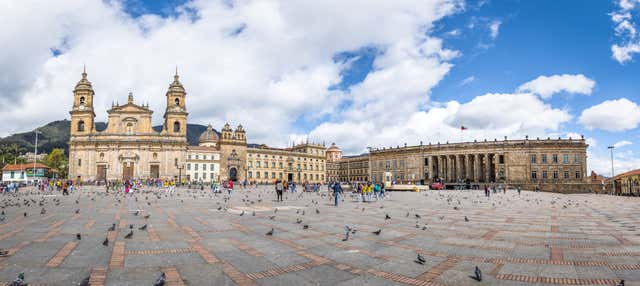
xmin=229 ymin=167 xmax=237 ymax=181
xmin=96 ymin=165 xmax=107 ymax=182
xmin=123 ymin=162 xmax=134 ymax=181
xmin=150 ymin=165 xmax=159 ymax=179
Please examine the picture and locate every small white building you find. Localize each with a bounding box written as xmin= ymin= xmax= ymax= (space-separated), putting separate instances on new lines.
xmin=1 ymin=163 xmax=52 ymax=184
xmin=185 ymin=124 xmax=221 ymax=183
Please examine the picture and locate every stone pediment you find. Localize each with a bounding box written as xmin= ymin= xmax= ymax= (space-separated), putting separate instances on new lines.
xmin=108 ymin=102 xmax=153 ymax=114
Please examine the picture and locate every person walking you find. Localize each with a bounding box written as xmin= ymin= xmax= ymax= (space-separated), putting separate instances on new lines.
xmin=275 ymin=179 xmax=284 ymax=202
xmin=227 ymin=179 xmax=233 ymax=196
xmin=332 ymin=181 xmax=343 ymax=206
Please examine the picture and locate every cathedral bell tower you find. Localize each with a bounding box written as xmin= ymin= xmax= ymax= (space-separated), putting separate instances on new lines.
xmin=69 ymin=67 xmax=95 ymax=136
xmin=163 ymin=69 xmax=188 ymax=136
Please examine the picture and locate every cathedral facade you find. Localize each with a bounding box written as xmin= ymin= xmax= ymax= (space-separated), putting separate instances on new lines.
xmin=67 ymin=70 xmax=326 ymax=184
xmin=68 ymin=70 xmax=188 ymax=182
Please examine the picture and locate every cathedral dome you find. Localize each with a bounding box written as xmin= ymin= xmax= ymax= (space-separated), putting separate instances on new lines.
xmin=327 ymin=142 xmax=341 ymax=152
xmin=199 ymin=124 xmax=219 ymax=146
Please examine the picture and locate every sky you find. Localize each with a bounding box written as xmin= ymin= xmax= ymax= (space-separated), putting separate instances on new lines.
xmin=1 ymin=0 xmax=639 ymax=176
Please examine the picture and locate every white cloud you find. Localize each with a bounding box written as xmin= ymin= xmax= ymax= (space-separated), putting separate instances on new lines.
xmin=0 ymin=0 xmax=464 ymax=146
xmin=516 ymin=74 xmax=596 ymax=99
xmin=578 ymin=98 xmax=640 ymax=131
xmin=613 ymin=140 xmax=633 ymax=148
xmin=311 ymin=92 xmax=572 ymax=154
xmin=460 ymin=76 xmax=475 ymax=85
xmin=588 ymin=149 xmax=640 ymax=176
xmin=488 ymin=20 xmax=501 ymax=39
xmin=610 ymin=0 xmax=640 ymax=63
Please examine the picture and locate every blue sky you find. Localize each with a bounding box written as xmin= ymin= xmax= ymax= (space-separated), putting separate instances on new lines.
xmin=2 ymin=0 xmax=639 ymax=175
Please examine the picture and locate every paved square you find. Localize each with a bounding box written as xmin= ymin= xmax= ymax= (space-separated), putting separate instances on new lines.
xmin=0 ymin=186 xmax=638 ymax=285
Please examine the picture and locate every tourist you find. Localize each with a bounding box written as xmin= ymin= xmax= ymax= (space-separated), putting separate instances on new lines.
xmin=275 ymin=179 xmax=284 ymax=202
xmin=517 ymin=185 xmax=522 ymax=195
xmin=332 ymin=181 xmax=343 ymax=206
xmin=374 ymin=182 xmax=381 ymax=200
xmin=227 ymin=179 xmax=233 ymax=196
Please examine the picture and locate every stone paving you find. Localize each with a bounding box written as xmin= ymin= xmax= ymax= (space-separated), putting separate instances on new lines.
xmin=0 ymin=185 xmax=638 ymax=285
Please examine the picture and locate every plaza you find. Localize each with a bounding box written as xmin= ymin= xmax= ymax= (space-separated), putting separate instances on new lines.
xmin=0 ymin=185 xmax=638 ymax=285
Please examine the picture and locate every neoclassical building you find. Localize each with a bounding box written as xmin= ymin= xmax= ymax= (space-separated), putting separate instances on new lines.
xmin=68 ymin=70 xmax=188 ymax=182
xmin=326 ymin=137 xmax=591 ymax=192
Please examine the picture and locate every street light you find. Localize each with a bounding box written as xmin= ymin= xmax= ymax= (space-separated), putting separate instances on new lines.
xmin=33 ymin=129 xmax=41 ymax=184
xmin=608 ymin=145 xmax=615 ymax=195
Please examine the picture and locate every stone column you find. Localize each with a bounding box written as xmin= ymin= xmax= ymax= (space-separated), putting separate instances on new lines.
xmin=485 ymin=153 xmax=491 ymax=182
xmin=447 ymin=155 xmax=453 ymax=182
xmin=473 ymin=154 xmax=480 ymax=182
xmin=465 ymin=154 xmax=471 ymax=181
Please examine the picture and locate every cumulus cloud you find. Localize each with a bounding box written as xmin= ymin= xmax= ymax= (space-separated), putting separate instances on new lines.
xmin=578 ymin=98 xmax=640 ymax=131
xmin=516 ymin=74 xmax=596 ymax=99
xmin=0 ymin=0 xmax=463 ymax=146
xmin=610 ymin=0 xmax=640 ymax=63
xmin=311 ymin=92 xmax=572 ymax=154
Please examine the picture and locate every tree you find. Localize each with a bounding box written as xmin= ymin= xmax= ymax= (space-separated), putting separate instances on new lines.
xmin=44 ymin=148 xmax=68 ymax=178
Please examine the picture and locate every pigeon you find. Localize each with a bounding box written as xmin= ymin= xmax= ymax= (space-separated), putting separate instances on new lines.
xmin=75 ymin=209 xmax=80 ymax=214
xmin=76 ymin=233 xmax=82 ymax=240
xmin=315 ymin=208 xmax=320 ymax=214
xmin=415 ymin=253 xmax=426 ymax=265
xmin=124 ymin=230 xmax=133 ymax=239
xmin=143 ymin=214 xmax=151 ymax=219
xmin=615 ymin=280 xmax=625 ymax=286
xmin=134 ymin=211 xmax=139 ymax=216
xmin=108 ymin=223 xmax=116 ymax=231
xmin=75 ymin=200 xmax=79 ymax=204
xmin=303 ymin=224 xmax=309 ymax=230
xmin=240 ymin=211 xmax=245 ymax=216
xmin=372 ymin=229 xmax=382 ymax=235
xmin=102 ymin=237 xmax=109 ymax=246
xmin=385 ymin=214 xmax=391 ymax=220
xmin=265 ymin=228 xmax=274 ymax=236
xmin=269 ymin=215 xmax=276 ymax=220
xmin=0 ymin=217 xmax=5 ymax=222
xmin=1 ymin=210 xmax=4 ymax=215
xmin=139 ymin=224 xmax=147 ymax=230
xmin=154 ymin=272 xmax=166 ymax=286
xmin=464 ymin=216 xmax=469 ymax=222
xmin=79 ymin=276 xmax=90 ymax=286
xmin=406 ymin=212 xmax=410 ymax=217
xmin=415 ymin=214 xmax=421 ymax=219
xmin=470 ymin=266 xmax=482 ymax=281
xmin=296 ymin=218 xmax=303 ymax=224
xmin=40 ymin=208 xmax=46 ymax=214
xmin=9 ymin=272 xmax=24 ymax=286
xmin=252 ymin=211 xmax=256 ymax=216
xmin=23 ymin=212 xmax=27 ymax=217
xmin=129 ymin=224 xmax=134 ymax=229
xmin=0 ymin=248 xmax=9 ymax=257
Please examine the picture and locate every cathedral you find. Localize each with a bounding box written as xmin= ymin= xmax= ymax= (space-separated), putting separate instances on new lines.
xmin=68 ymin=69 xmax=189 ymax=182
xmin=67 ymin=69 xmax=327 ymax=184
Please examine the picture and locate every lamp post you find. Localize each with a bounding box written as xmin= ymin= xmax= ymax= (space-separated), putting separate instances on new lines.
xmin=608 ymin=145 xmax=615 ymax=195
xmin=175 ymin=161 xmax=184 ymax=186
xmin=33 ymin=129 xmax=41 ymax=184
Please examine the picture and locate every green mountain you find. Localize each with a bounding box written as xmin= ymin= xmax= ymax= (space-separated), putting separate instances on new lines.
xmin=0 ymin=120 xmax=211 ymax=155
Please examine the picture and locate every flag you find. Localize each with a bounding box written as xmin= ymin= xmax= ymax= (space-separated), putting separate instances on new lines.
xmin=460 ymin=125 xmax=467 ymax=131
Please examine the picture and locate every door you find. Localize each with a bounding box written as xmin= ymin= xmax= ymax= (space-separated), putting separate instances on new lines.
xmin=150 ymin=165 xmax=159 ymax=179
xmin=229 ymin=167 xmax=237 ymax=181
xmin=96 ymin=165 xmax=107 ymax=182
xmin=123 ymin=162 xmax=134 ymax=181
xmin=287 ymin=173 xmax=293 ymax=182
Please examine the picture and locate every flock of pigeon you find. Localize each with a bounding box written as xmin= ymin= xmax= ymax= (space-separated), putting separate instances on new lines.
xmin=0 ymin=184 xmax=626 ymax=285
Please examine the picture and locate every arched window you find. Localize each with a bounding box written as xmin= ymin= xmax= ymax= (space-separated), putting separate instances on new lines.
xmin=175 ymin=98 xmax=180 ymax=106
xmin=173 ymin=121 xmax=181 ymax=132
xmin=77 ymin=120 xmax=85 ymax=132
xmin=79 ymin=96 xmax=85 ymax=105
xmin=126 ymin=122 xmax=134 ymax=135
